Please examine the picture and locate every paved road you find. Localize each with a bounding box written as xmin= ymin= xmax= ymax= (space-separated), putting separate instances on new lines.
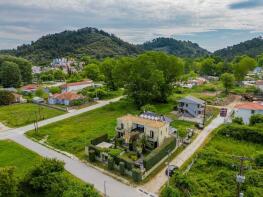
xmin=142 ymin=110 xmax=232 ymax=194
xmin=10 ymin=134 xmax=143 ymax=197
xmin=0 ymin=97 xmax=123 ymax=139
xmin=0 ymin=96 xmax=151 ymax=197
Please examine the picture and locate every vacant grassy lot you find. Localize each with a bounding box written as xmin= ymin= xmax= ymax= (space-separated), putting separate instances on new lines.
xmin=170 ymin=119 xmax=196 ymax=137
xmin=0 ymin=140 xmax=42 ymax=177
xmin=0 ymin=103 xmax=65 ymax=127
xmin=178 ymin=132 xmax=263 ymax=196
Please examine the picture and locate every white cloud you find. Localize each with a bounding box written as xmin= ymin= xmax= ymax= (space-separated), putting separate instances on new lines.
xmin=0 ymin=0 xmax=262 ymax=49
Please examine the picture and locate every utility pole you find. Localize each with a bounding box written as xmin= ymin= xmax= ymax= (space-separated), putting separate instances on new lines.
xmin=34 ymin=111 xmax=39 ymax=133
xmin=234 ymin=156 xmax=253 ymax=197
xmin=104 ymin=181 xmax=107 ymax=197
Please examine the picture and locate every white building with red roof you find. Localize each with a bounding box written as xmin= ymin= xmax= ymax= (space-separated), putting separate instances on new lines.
xmin=61 ymin=80 xmax=94 ymax=93
xmin=234 ymin=102 xmax=263 ymax=124
xmin=20 ymin=84 xmax=39 ymax=93
xmin=48 ymin=92 xmax=85 ymax=106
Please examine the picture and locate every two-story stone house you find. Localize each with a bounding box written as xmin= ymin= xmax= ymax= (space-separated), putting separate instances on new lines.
xmin=115 ymin=112 xmax=173 ymax=148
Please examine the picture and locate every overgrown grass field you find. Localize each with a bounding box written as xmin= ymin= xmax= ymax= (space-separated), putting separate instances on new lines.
xmin=181 ymin=131 xmax=263 ymax=196
xmin=0 ymin=103 xmax=65 ymax=127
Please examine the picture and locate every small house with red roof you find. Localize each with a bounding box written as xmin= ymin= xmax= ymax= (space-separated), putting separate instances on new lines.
xmin=234 ymin=102 xmax=263 ymax=124
xmin=61 ymin=80 xmax=94 ymax=93
xmin=20 ymin=84 xmax=39 ymax=93
xmin=48 ymin=92 xmax=85 ymax=106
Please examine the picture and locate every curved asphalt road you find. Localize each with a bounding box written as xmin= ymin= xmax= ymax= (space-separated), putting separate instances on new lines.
xmin=0 ymin=96 xmax=152 ymax=197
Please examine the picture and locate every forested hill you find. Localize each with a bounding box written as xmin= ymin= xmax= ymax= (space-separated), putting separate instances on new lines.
xmin=139 ymin=37 xmax=210 ymax=58
xmin=214 ymin=37 xmax=263 ymax=60
xmin=0 ymin=27 xmax=142 ymax=66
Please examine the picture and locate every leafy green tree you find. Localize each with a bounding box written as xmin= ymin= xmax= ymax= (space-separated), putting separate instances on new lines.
xmin=49 ymin=86 xmax=61 ymax=94
xmin=200 ymin=57 xmax=216 ymax=76
xmin=0 ymin=61 xmax=21 ymax=87
xmin=0 ymin=55 xmax=32 ymax=83
xmin=62 ymin=184 xmax=100 ymax=197
xmin=35 ymin=88 xmax=45 ymax=97
xmin=0 ymin=90 xmax=15 ymax=105
xmin=22 ymin=158 xmax=66 ymax=195
xmin=54 ymin=70 xmax=66 ymax=81
xmin=125 ymin=52 xmax=184 ymax=106
xmin=0 ymin=167 xmax=18 ymax=197
xmin=221 ymin=73 xmax=235 ymax=93
xmin=255 ymin=153 xmax=263 ymax=167
xmin=233 ymin=56 xmax=256 ymax=82
xmin=100 ymin=58 xmax=118 ymax=90
xmin=83 ymin=63 xmax=102 ymax=81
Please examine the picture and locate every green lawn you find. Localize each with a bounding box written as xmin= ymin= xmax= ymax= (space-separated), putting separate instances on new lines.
xmin=179 ymin=132 xmax=263 ymax=196
xmin=0 ymin=103 xmax=65 ymax=127
xmin=0 ymin=140 xmax=42 ymax=177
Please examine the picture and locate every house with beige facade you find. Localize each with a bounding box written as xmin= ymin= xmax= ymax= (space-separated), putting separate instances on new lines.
xmin=115 ymin=112 xmax=173 ymax=148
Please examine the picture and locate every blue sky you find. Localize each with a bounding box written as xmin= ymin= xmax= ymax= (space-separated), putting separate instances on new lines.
xmin=0 ymin=0 xmax=262 ymax=52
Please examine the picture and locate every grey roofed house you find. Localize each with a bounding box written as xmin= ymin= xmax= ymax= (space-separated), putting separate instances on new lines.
xmin=178 ymin=96 xmax=205 ymax=118
xmin=179 ymin=96 xmax=205 ymax=105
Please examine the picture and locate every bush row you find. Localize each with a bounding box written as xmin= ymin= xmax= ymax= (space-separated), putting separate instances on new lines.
xmin=90 ymin=134 xmax=108 ymax=145
xmin=218 ymin=124 xmax=263 ymax=144
xmin=143 ymin=137 xmax=176 ymax=170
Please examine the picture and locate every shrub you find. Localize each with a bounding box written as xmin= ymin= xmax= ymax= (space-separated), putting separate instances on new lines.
xmin=161 ymin=186 xmax=181 ymax=197
xmin=143 ymin=137 xmax=176 ymax=170
xmin=89 ymin=150 xmax=96 ymax=162
xmin=90 ymin=134 xmax=108 ymax=145
xmin=232 ymin=117 xmax=243 ymax=125
xmin=140 ymin=104 xmax=157 ymax=113
xmin=108 ymin=157 xmax=114 ymax=170
xmin=218 ymin=124 xmax=263 ymax=144
xmin=0 ymin=90 xmax=15 ymax=105
xmin=255 ymin=153 xmax=263 ymax=167
xmin=108 ymin=149 xmax=122 ymax=157
xmin=132 ymin=168 xmax=142 ymax=182
xmin=250 ymin=114 xmax=263 ymax=126
xmin=119 ymin=162 xmax=125 ymax=175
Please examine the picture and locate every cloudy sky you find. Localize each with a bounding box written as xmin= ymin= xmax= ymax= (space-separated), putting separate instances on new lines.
xmin=0 ymin=0 xmax=263 ymax=51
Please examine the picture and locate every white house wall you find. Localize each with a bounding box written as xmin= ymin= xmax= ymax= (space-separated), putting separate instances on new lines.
xmin=234 ymin=109 xmax=263 ymax=124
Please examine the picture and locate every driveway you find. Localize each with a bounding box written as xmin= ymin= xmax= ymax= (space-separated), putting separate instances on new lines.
xmin=142 ymin=106 xmax=234 ymax=194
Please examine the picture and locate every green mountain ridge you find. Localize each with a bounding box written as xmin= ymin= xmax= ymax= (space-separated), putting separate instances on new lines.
xmin=214 ymin=37 xmax=263 ymax=60
xmin=0 ymin=27 xmax=142 ymax=66
xmin=139 ymin=37 xmax=210 ymax=58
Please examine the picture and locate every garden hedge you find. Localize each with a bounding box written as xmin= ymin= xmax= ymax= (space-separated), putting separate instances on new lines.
xmin=88 ymin=144 xmax=102 ymax=157
xmin=218 ymin=124 xmax=263 ymax=144
xmin=143 ymin=137 xmax=176 ymax=171
xmin=108 ymin=157 xmax=114 ymax=170
xmin=90 ymin=134 xmax=108 ymax=145
xmin=89 ymin=149 xmax=96 ymax=162
xmin=119 ymin=162 xmax=125 ymax=175
xmin=132 ymin=168 xmax=142 ymax=182
xmin=113 ymin=156 xmax=134 ymax=170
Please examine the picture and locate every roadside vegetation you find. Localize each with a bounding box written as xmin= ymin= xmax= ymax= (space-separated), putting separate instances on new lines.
xmin=0 ymin=140 xmax=100 ymax=197
xmin=0 ymin=103 xmax=65 ymax=127
xmin=161 ymin=122 xmax=263 ymax=197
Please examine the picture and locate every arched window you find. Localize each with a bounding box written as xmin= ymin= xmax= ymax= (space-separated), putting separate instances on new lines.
xmin=150 ymin=130 xmax=154 ymax=138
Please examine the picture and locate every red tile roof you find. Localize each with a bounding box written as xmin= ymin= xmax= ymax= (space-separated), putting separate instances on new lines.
xmin=51 ymin=92 xmax=84 ymax=101
xmin=235 ymin=102 xmax=263 ymax=110
xmin=256 ymin=80 xmax=263 ymax=85
xmin=61 ymin=80 xmax=93 ymax=88
xmin=21 ymin=84 xmax=39 ymax=90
